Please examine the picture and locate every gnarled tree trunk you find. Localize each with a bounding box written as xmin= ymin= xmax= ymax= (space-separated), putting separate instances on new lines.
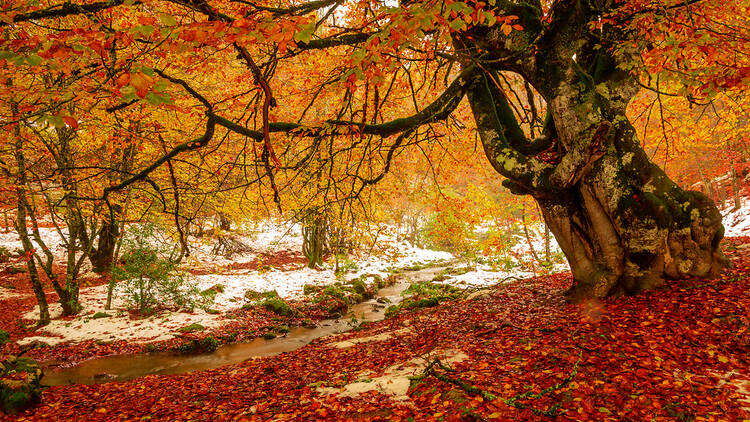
xmin=453 ymin=0 xmax=729 ymax=301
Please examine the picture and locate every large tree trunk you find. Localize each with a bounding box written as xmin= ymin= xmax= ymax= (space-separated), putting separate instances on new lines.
xmin=451 ymin=0 xmax=729 ymax=301
xmin=467 ymin=76 xmax=728 ymax=301
xmin=535 ymin=125 xmax=728 ymax=301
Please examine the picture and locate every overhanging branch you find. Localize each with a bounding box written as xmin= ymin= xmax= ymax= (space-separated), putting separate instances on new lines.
xmin=1 ymin=0 xmax=138 ymax=26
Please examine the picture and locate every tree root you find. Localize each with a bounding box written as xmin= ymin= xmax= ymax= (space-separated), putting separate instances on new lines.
xmin=412 ymin=350 xmax=582 ymax=417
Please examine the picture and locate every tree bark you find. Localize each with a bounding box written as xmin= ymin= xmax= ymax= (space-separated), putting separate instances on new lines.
xmin=452 ymin=0 xmax=729 ymax=301
xmin=89 ymin=205 xmax=121 ymax=274
xmin=732 ymin=165 xmax=741 ymax=211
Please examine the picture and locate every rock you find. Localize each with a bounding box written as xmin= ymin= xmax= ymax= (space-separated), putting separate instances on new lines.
xmin=262 ymin=299 xmax=293 ymax=316
xmin=177 ymin=323 xmax=206 ymax=333
xmin=0 ymin=356 xmax=43 ymax=415
xmin=243 ymin=289 xmax=262 ymax=301
xmin=201 ymin=284 xmax=225 ymax=295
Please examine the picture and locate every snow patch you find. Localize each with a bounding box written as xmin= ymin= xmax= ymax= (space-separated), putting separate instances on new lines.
xmin=722 ymin=198 xmax=750 ymax=237
xmin=0 ymin=286 xmax=27 ymax=299
xmin=19 ymin=284 xmax=222 ymax=346
xmin=316 ymin=349 xmax=469 ymax=401
xmin=330 ymin=328 xmax=411 ymax=349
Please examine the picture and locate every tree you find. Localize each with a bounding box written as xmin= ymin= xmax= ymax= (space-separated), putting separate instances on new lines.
xmin=1 ymin=0 xmax=746 ymax=302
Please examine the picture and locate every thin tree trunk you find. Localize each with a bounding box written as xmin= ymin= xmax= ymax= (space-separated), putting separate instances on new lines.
xmin=732 ymin=165 xmax=741 ymax=211
xmin=15 ymin=190 xmax=50 ymax=325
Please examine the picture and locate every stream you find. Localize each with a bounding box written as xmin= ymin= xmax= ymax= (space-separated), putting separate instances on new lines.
xmin=41 ymin=267 xmax=445 ymax=386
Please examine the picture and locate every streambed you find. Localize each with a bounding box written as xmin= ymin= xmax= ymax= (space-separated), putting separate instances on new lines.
xmin=41 ymin=267 xmax=445 ymax=386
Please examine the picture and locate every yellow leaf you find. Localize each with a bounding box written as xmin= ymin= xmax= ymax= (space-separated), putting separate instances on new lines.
xmin=501 ymin=24 xmax=512 ymax=36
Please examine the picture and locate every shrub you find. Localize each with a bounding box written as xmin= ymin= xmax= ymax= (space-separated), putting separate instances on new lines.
xmin=0 ymin=246 xmax=11 ymax=263
xmin=113 ymin=225 xmax=202 ymax=314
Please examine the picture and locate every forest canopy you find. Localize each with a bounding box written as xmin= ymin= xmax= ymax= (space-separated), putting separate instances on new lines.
xmin=0 ymin=0 xmax=748 ymax=309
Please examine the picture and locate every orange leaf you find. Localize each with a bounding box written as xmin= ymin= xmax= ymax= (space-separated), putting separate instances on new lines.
xmin=61 ymin=116 xmax=78 ymax=129
xmin=129 ymin=72 xmax=153 ymax=98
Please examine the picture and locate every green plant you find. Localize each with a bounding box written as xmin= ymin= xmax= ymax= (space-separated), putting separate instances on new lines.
xmin=7 ymin=266 xmax=26 ymax=274
xmin=176 ymin=335 xmax=220 ymax=354
xmin=178 ymin=323 xmax=206 ymax=333
xmin=262 ymin=299 xmax=293 ymax=316
xmin=384 ymin=305 xmax=399 ymax=319
xmin=113 ymin=224 xmax=202 ymax=314
xmin=0 ymin=330 xmax=9 ymax=345
xmin=334 ymin=256 xmax=360 ymax=274
xmin=303 ymin=284 xmax=320 ymax=295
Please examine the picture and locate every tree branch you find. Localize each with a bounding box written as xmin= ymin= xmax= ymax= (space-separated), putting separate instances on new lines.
xmin=103 ymin=116 xmax=216 ymax=198
xmin=1 ymin=0 xmax=138 ymax=26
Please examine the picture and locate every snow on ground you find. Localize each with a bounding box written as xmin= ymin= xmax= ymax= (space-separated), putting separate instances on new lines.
xmin=18 ymin=284 xmax=223 ymax=346
xmin=9 ymin=197 xmax=750 ymax=347
xmin=0 ymin=227 xmax=67 ymax=263
xmin=11 ymin=220 xmax=564 ymax=347
xmin=0 ymin=286 xmax=27 ymax=299
xmin=446 ymin=268 xmax=534 ymax=288
xmin=722 ymin=198 xmax=750 ymax=237
xmin=192 ymin=239 xmax=454 ymax=309
xmin=185 ymin=220 xmax=303 ymax=269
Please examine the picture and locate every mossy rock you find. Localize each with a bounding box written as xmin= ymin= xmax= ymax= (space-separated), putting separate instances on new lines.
xmin=262 ymin=299 xmax=293 ymax=316
xmin=176 ymin=336 xmax=220 ymax=354
xmin=262 ymin=332 xmax=277 ymax=340
xmin=178 ymin=323 xmax=206 ymax=333
xmin=6 ymin=267 xmax=26 ymax=275
xmin=201 ymin=284 xmax=225 ymax=295
xmin=205 ymin=309 xmax=221 ymax=315
xmin=350 ymin=279 xmax=367 ymax=295
xmin=0 ymin=356 xmax=43 ymax=415
xmin=260 ymin=290 xmax=280 ymax=300
xmin=321 ymin=286 xmax=344 ymax=300
xmin=273 ymin=325 xmax=290 ymax=334
xmin=405 ymin=297 xmax=439 ymax=309
xmin=303 ymin=284 xmax=321 ymax=295
xmin=91 ymin=312 xmax=110 ymax=319
xmin=384 ymin=305 xmax=400 ymax=319
xmin=243 ymin=289 xmax=262 ymax=301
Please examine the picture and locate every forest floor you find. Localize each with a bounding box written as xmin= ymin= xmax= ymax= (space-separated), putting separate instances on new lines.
xmin=0 ymin=221 xmax=557 ymax=366
xmin=4 ymin=238 xmax=748 ymax=421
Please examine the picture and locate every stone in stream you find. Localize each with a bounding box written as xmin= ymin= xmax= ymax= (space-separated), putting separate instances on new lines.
xmin=1 ymin=356 xmax=43 ymax=415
